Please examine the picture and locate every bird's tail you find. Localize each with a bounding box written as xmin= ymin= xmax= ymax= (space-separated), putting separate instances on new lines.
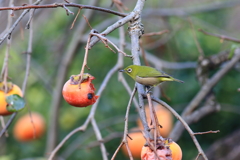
xmin=173 ymin=78 xmax=184 ymax=83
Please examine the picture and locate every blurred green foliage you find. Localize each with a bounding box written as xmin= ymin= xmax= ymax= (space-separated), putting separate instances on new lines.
xmin=0 ymin=0 xmax=240 ymax=160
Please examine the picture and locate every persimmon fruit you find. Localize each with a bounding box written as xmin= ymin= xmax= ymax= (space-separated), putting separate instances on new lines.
xmin=141 ymin=139 xmax=182 ymax=160
xmin=62 ymin=73 xmax=99 ymax=107
xmin=167 ymin=141 xmax=182 ymax=160
xmin=141 ymin=145 xmax=172 ymax=160
xmin=137 ymin=104 xmax=173 ymax=137
xmin=0 ymin=82 xmax=23 ymax=116
xmin=122 ymin=128 xmax=146 ymax=159
xmin=13 ymin=112 xmax=45 ymax=142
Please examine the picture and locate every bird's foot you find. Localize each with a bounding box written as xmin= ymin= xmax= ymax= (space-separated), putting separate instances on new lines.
xmin=145 ymin=86 xmax=153 ymax=94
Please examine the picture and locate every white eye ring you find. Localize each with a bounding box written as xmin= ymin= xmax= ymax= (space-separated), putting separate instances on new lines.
xmin=127 ymin=68 xmax=132 ymax=73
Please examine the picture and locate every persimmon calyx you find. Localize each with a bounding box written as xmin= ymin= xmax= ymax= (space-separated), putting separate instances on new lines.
xmin=0 ymin=81 xmax=14 ymax=93
xmin=69 ymin=73 xmax=95 ymax=85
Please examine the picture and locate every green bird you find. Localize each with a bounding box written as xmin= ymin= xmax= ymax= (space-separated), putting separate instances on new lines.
xmin=120 ymin=65 xmax=183 ymax=89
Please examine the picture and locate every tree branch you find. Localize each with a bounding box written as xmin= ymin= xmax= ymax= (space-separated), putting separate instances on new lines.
xmin=0 ymin=3 xmax=127 ymax=17
xmin=45 ymin=0 xmax=98 ymax=155
xmin=0 ymin=0 xmax=43 ymax=46
xmin=151 ymin=97 xmax=208 ymax=160
xmin=170 ymin=48 xmax=240 ymax=141
xmin=199 ymin=29 xmax=240 ymax=43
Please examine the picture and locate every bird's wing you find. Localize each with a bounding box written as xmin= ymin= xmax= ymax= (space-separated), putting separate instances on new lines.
xmin=138 ymin=68 xmax=171 ymax=78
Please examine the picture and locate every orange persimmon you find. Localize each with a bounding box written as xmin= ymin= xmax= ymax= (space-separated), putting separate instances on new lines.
xmin=0 ymin=82 xmax=23 ymax=116
xmin=137 ymin=104 xmax=173 ymax=137
xmin=122 ymin=129 xmax=146 ymax=159
xmin=167 ymin=141 xmax=182 ymax=160
xmin=13 ymin=112 xmax=45 ymax=141
xmin=141 ymin=145 xmax=172 ymax=160
xmin=62 ymin=73 xmax=99 ymax=107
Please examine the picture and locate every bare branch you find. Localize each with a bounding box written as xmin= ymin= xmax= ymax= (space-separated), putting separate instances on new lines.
xmin=91 ymin=118 xmax=108 ymax=160
xmin=170 ymin=49 xmax=240 ymax=141
xmin=90 ymin=32 xmax=131 ymax=57
xmin=111 ymin=87 xmax=136 ymax=160
xmin=0 ymin=116 xmax=8 ymax=137
xmin=199 ymin=29 xmax=240 ymax=43
xmin=0 ymin=112 xmax=16 ymax=137
xmin=189 ymin=18 xmax=204 ymax=57
xmin=128 ymin=0 xmax=150 ymax=141
xmin=143 ymin=0 xmax=240 ymax=17
xmin=48 ymin=125 xmax=88 ymax=160
xmin=151 ymin=97 xmax=208 ymax=160
xmin=142 ymin=30 xmax=169 ymax=37
xmin=70 ymin=8 xmax=81 ymax=29
xmin=194 ymin=130 xmax=220 ymax=135
xmin=0 ymin=0 xmax=43 ymax=46
xmin=0 ymin=3 xmax=127 ymax=17
xmin=45 ymin=0 xmax=98 ymax=154
xmin=183 ymin=48 xmax=240 ymax=116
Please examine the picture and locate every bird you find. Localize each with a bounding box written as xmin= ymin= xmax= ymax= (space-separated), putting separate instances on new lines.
xmin=119 ymin=65 xmax=183 ymax=91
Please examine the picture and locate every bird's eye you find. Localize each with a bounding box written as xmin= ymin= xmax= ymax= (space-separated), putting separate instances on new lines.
xmin=127 ymin=68 xmax=132 ymax=73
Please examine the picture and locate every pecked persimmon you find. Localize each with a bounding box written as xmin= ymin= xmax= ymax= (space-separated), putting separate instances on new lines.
xmin=141 ymin=145 xmax=172 ymax=160
xmin=62 ymin=73 xmax=99 ymax=107
xmin=13 ymin=112 xmax=45 ymax=142
xmin=166 ymin=140 xmax=182 ymax=160
xmin=0 ymin=82 xmax=23 ymax=116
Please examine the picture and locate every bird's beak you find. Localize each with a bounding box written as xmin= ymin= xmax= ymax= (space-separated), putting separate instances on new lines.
xmin=119 ymin=69 xmax=125 ymax=72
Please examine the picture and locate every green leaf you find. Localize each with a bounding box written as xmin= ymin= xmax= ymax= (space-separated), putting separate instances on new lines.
xmin=228 ymin=44 xmax=240 ymax=59
xmin=6 ymin=94 xmax=25 ymax=112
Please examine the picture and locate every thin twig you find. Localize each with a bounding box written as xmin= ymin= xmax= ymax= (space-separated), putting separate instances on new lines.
xmin=61 ymin=115 xmax=139 ymax=158
xmin=78 ymin=30 xmax=93 ymax=86
xmin=48 ymin=125 xmax=87 ymax=160
xmin=112 ymin=20 xmax=135 ymax=160
xmin=0 ymin=0 xmax=43 ymax=46
xmin=184 ymin=48 xmax=240 ymax=115
xmin=151 ymin=97 xmax=208 ymax=160
xmin=170 ymin=49 xmax=240 ymax=141
xmin=189 ymin=18 xmax=204 ymax=57
xmin=90 ymin=32 xmax=131 ymax=57
xmin=111 ymin=142 xmax=125 ymax=160
xmin=22 ymin=3 xmax=33 ymax=95
xmin=85 ymin=132 xmax=125 ymax=149
xmin=0 ymin=3 xmax=127 ymax=17
xmin=82 ymin=14 xmax=93 ymax=30
xmin=0 ymin=116 xmax=8 ymax=137
xmin=142 ymin=30 xmax=169 ymax=37
xmin=194 ymin=130 xmax=220 ymax=135
xmin=25 ymin=7 xmax=35 ymax=29
xmin=45 ymin=0 xmax=98 ymax=153
xmin=24 ymin=0 xmax=37 ymax=140
xmin=142 ymin=0 xmax=240 ymax=17
xmin=70 ymin=8 xmax=81 ymax=29
xmin=198 ymin=29 xmax=240 ymax=43
xmin=112 ymin=0 xmax=128 ymax=11
xmin=119 ymin=74 xmax=140 ymax=112
xmin=62 ymin=4 xmax=74 ymax=15
xmin=0 ymin=112 xmax=16 ymax=137
xmin=0 ymin=0 xmax=14 ymax=137
xmin=111 ymin=87 xmax=136 ymax=160
xmin=91 ymin=118 xmax=108 ymax=160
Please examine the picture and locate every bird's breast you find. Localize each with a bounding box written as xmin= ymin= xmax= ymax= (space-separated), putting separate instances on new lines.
xmin=135 ymin=76 xmax=161 ymax=86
